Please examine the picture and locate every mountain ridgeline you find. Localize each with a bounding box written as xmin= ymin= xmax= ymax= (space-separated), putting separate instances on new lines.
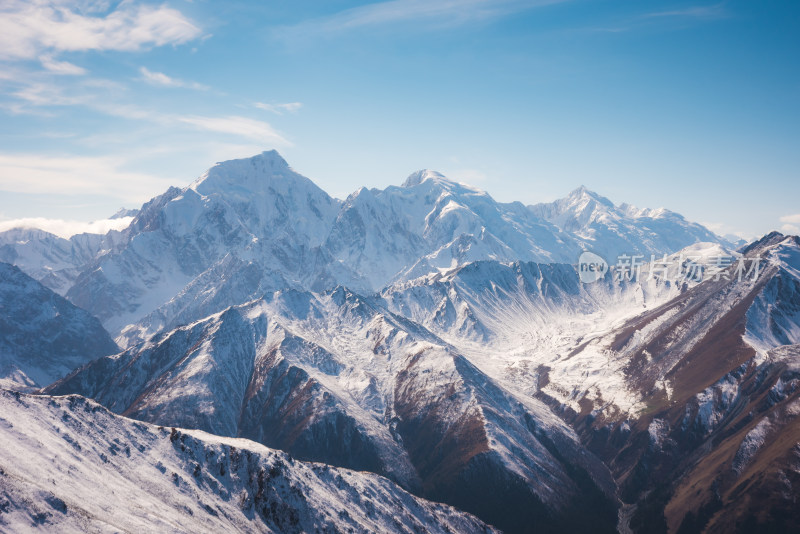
xmin=1 ymin=150 xmax=734 ymax=346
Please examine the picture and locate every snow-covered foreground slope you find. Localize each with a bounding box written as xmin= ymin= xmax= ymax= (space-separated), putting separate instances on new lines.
xmin=0 ymin=389 xmax=496 ymax=534
xmin=47 ymin=287 xmax=620 ymax=533
xmin=0 ymin=263 xmax=118 ymax=391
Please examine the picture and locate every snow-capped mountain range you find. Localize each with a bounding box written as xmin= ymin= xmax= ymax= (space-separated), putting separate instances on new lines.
xmin=529 ymin=185 xmax=731 ymax=258
xmin=0 ymin=150 xmax=734 ymax=347
xmin=1 ymin=150 xmax=797 ymax=533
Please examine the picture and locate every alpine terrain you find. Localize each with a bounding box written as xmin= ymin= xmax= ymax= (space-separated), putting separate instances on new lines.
xmin=1 ymin=151 xmax=796 ymax=533
xmin=0 ymin=262 xmax=118 ymax=391
xmin=0 ymin=389 xmax=495 ymax=533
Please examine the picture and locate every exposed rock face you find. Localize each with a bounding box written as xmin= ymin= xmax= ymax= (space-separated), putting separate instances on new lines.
xmin=542 ymin=235 xmax=800 ymax=533
xmin=0 ymin=262 xmax=118 ymax=391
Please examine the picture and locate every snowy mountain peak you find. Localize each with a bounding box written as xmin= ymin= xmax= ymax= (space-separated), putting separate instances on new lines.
xmin=213 ymin=149 xmax=291 ymax=174
xmin=110 ymin=207 xmax=139 ymax=219
xmin=567 ymin=184 xmax=590 ymax=197
xmin=740 ymin=231 xmax=799 ymax=256
xmin=246 ymin=149 xmax=290 ymax=168
xmin=530 ymin=186 xmax=615 ymax=232
xmin=565 ymin=185 xmax=615 ymax=209
xmin=402 ymin=169 xmax=449 ymax=187
xmin=190 ymin=150 xmax=303 ymax=197
xmin=529 ymin=184 xmax=730 ymax=257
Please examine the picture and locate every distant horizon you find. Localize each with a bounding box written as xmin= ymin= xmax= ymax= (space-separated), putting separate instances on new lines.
xmin=1 ymin=1 xmax=797 ymax=240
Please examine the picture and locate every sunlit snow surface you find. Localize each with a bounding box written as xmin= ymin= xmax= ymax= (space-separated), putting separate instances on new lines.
xmin=0 ymin=390 xmax=495 ymax=533
xmin=382 ymin=259 xmax=684 ymax=415
xmin=384 ymin=237 xmax=800 ymax=418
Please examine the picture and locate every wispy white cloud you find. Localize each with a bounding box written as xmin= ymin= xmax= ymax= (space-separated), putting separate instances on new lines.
xmin=781 ymin=224 xmax=800 ymax=235
xmin=0 ymin=0 xmax=202 ymax=60
xmin=0 ymin=216 xmax=133 ymax=238
xmin=643 ymin=3 xmax=728 ymax=20
xmin=0 ymin=152 xmax=175 ymax=203
xmin=8 ymin=76 xmax=128 ymax=112
xmin=39 ymin=55 xmax=87 ymax=75
xmin=11 ymin=81 xmax=88 ymax=107
xmin=566 ymin=3 xmax=728 ymax=35
xmin=283 ymin=0 xmax=570 ymax=35
xmin=177 ymin=115 xmax=292 ymax=146
xmin=139 ymin=66 xmax=208 ymax=90
xmin=6 ymin=76 xmax=286 ymax=147
xmin=780 ymin=215 xmax=800 ymax=235
xmin=254 ymin=102 xmax=303 ymax=115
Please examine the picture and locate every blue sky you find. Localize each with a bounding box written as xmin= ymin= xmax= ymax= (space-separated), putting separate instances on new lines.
xmin=0 ymin=0 xmax=797 ymax=239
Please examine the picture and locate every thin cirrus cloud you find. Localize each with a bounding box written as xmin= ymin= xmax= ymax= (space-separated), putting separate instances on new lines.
xmin=567 ymin=3 xmax=728 ymax=35
xmin=177 ymin=115 xmax=292 ymax=147
xmin=254 ymin=102 xmax=303 ymax=115
xmin=10 ymin=77 xmax=129 ymax=110
xmin=11 ymin=81 xmax=88 ymax=107
xmin=139 ymin=67 xmax=209 ymax=90
xmin=282 ymin=0 xmax=571 ymax=35
xmin=0 ymin=0 xmax=202 ymax=60
xmin=8 ymin=77 xmax=289 ymax=147
xmin=642 ymin=3 xmax=727 ymax=20
xmin=39 ymin=55 xmax=87 ymax=75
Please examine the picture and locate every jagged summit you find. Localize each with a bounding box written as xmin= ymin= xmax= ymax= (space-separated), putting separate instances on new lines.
xmin=110 ymin=207 xmax=139 ymax=219
xmin=568 ymin=184 xmax=590 ymax=196
xmin=190 ymin=150 xmax=300 ymax=195
xmin=238 ymin=149 xmax=290 ymax=168
xmin=564 ymin=185 xmax=615 ymax=208
xmin=402 ymin=169 xmax=449 ymax=187
xmin=740 ymin=231 xmax=799 ymax=256
xmin=209 ymin=149 xmax=291 ymax=177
